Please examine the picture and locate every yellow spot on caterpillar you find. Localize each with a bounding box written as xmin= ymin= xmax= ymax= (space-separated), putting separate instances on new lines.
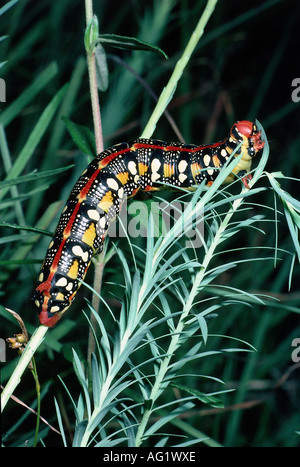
xmin=190 ymin=162 xmax=201 ymax=179
xmin=82 ymin=222 xmax=96 ymax=247
xmin=116 ymin=171 xmax=129 ymax=185
xmin=212 ymin=155 xmax=221 ymax=167
xmin=138 ymin=162 xmax=148 ymax=177
xmin=98 ymin=191 xmax=114 ymax=213
xmin=68 ymin=259 xmax=79 ymax=279
xmin=56 ymin=292 xmax=65 ymax=301
xmin=164 ymin=163 xmax=174 ymax=179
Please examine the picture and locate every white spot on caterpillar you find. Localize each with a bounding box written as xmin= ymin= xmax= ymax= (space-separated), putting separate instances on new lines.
xmin=151 ymin=172 xmax=160 ymax=182
xmin=72 ymin=245 xmax=89 ymax=262
xmin=128 ymin=161 xmax=137 ymax=175
xmin=151 ymin=158 xmax=161 ymax=182
xmin=66 ymin=282 xmax=73 ymax=291
xmin=179 ymin=173 xmax=187 ymax=183
xmin=203 ymin=154 xmax=211 ymax=166
xmin=107 ymin=178 xmax=119 ymax=191
xmin=151 ymin=158 xmax=161 ymax=172
xmin=118 ymin=187 xmax=124 ymax=199
xmin=178 ymin=160 xmax=188 ymax=173
xmin=56 ymin=277 xmax=68 ymax=287
xmin=98 ymin=216 xmax=106 ymax=229
xmin=87 ymin=209 xmax=100 ymax=221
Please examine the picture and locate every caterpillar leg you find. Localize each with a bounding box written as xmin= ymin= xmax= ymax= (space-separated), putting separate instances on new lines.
xmin=237 ymin=170 xmax=252 ymax=189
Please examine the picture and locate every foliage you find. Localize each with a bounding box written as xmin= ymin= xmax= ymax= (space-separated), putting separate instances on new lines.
xmin=1 ymin=0 xmax=300 ymax=448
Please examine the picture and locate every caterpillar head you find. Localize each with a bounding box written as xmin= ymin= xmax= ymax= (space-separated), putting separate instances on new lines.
xmin=33 ymin=285 xmax=73 ymax=327
xmin=230 ymin=120 xmax=265 ymax=156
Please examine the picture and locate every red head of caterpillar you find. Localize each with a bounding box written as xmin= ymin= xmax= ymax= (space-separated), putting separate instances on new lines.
xmin=231 ymin=120 xmax=265 ymax=153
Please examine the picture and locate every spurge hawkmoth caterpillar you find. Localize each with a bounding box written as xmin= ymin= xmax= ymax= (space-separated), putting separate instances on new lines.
xmin=33 ymin=120 xmax=264 ymax=327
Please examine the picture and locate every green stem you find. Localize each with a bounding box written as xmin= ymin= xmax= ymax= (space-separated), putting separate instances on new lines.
xmin=84 ymin=0 xmax=105 ymax=371
xmin=87 ymin=249 xmax=105 ymax=371
xmin=135 ymin=0 xmax=220 ymax=446
xmin=85 ymin=0 xmax=103 ymax=154
xmin=1 ymin=325 xmax=48 ymax=412
xmin=141 ymin=0 xmax=219 ymax=139
xmin=31 ymin=357 xmax=41 ymax=447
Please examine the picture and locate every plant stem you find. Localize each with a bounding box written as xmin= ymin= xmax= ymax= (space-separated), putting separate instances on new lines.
xmin=135 ymin=0 xmax=220 ymax=445
xmin=85 ymin=0 xmax=103 ymax=154
xmin=141 ymin=0 xmax=219 ymax=139
xmin=87 ymin=250 xmax=105 ymax=370
xmin=1 ymin=325 xmax=48 ymax=412
xmin=31 ymin=357 xmax=41 ymax=447
xmin=85 ymin=0 xmax=105 ymax=369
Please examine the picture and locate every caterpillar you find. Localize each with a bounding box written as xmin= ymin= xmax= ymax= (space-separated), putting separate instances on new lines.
xmin=33 ymin=120 xmax=264 ymax=327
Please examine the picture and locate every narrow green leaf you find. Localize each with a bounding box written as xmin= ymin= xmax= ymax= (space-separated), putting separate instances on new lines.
xmin=171 ymin=384 xmax=224 ymax=408
xmin=98 ymin=33 xmax=168 ymax=59
xmin=95 ymin=43 xmax=109 ymax=92
xmin=0 ymin=0 xmax=20 ymax=16
xmin=63 ymin=116 xmax=96 ymax=156
xmin=0 ymin=221 xmax=51 ymax=236
xmin=72 ymin=349 xmax=91 ymax=418
xmin=91 ymin=353 xmax=101 ymax=409
xmin=84 ymin=15 xmax=99 ymax=54
xmin=72 ymin=419 xmax=88 ymax=447
xmin=144 ymin=402 xmax=195 ymax=438
xmin=0 ymin=165 xmax=73 ymax=191
xmin=54 ymin=398 xmax=67 ymax=447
